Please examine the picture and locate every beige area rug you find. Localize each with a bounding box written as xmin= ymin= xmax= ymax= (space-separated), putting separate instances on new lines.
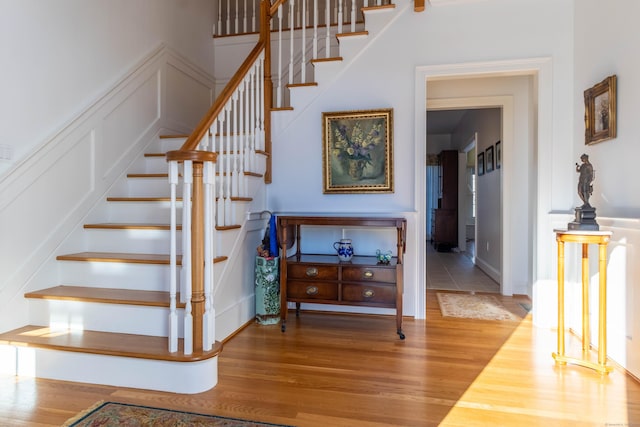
xmin=436 ymin=292 xmax=521 ymax=321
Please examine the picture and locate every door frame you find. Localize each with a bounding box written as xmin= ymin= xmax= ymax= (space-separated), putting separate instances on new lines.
xmin=412 ymin=57 xmax=553 ymax=320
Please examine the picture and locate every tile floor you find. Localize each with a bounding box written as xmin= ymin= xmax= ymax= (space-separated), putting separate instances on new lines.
xmin=426 ymin=240 xmax=500 ymax=293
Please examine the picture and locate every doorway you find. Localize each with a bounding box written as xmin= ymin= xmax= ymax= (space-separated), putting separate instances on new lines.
xmin=426 ymin=111 xmax=501 ymax=294
xmin=413 ymin=59 xmax=549 ymax=321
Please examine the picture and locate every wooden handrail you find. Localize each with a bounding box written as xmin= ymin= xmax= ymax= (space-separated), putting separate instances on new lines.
xmin=178 ymin=0 xmax=273 ymax=182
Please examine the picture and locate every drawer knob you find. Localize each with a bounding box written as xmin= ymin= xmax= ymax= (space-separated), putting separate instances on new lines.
xmin=306 ymin=286 xmax=319 ymax=296
xmin=363 ymin=270 xmax=374 ymax=279
xmin=305 ymin=267 xmax=318 ymax=277
xmin=363 ymin=289 xmax=375 ymax=298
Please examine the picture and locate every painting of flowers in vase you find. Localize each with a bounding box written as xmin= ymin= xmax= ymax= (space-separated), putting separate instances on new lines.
xmin=322 ymin=108 xmax=393 ymax=194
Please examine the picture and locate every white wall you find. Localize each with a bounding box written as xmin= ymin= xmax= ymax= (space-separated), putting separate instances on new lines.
xmin=267 ymin=0 xmax=573 ymax=316
xmin=450 ymin=107 xmax=502 ymax=279
xmin=0 ymin=2 xmax=217 ymax=333
xmin=0 ymin=0 xmax=216 ymax=177
xmin=571 ymin=0 xmax=640 ymax=379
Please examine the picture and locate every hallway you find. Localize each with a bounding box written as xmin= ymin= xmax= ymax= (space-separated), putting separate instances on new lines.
xmin=426 ymin=241 xmax=500 ymax=293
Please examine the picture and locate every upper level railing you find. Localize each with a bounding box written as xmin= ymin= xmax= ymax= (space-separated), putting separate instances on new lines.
xmin=214 ymin=0 xmax=392 ymax=37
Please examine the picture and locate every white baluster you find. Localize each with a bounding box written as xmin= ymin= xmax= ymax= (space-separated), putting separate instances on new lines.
xmin=251 ymin=0 xmax=256 ymax=32
xmin=239 ymin=78 xmax=247 ymax=197
xmin=301 ymin=0 xmax=307 ymax=83
xmin=325 ymin=0 xmax=331 ymax=57
xmin=226 ymin=0 xmax=231 ymax=35
xmin=313 ymin=0 xmax=318 ymax=59
xmin=276 ymin=4 xmax=283 ymax=108
xmin=289 ymin=0 xmax=295 ymax=85
xmin=231 ymin=92 xmax=239 ymax=198
xmin=250 ymin=68 xmax=257 ymax=173
xmin=217 ymin=112 xmax=226 ymax=228
xmin=217 ymin=0 xmax=223 ymax=35
xmin=182 ymin=160 xmax=193 ymax=356
xmin=168 ymin=160 xmax=179 ymax=353
xmin=224 ymin=103 xmax=232 ymax=225
xmin=337 ymin=0 xmax=343 ymax=33
xmin=203 ymin=161 xmax=215 ymax=351
xmin=234 ymin=0 xmax=239 ymax=33
xmin=243 ymin=0 xmax=247 ymax=33
xmin=351 ymin=0 xmax=356 ymax=32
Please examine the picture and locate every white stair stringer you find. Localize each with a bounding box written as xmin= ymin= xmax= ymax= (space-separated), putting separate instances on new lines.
xmin=13 ymin=346 xmax=217 ymax=394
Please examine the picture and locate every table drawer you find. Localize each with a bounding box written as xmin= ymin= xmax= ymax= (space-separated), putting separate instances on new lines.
xmin=287 ymin=280 xmax=338 ymax=300
xmin=342 ymin=266 xmax=396 ymax=283
xmin=342 ymin=283 xmax=396 ymax=304
xmin=288 ymin=264 xmax=338 ymax=280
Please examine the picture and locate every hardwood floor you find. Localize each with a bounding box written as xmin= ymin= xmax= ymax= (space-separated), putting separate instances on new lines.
xmin=1 ymin=291 xmax=639 ymax=426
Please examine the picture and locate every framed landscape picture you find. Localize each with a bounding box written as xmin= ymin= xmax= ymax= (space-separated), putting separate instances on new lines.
xmin=322 ymin=108 xmax=394 ymax=194
xmin=477 ymin=151 xmax=485 ymax=176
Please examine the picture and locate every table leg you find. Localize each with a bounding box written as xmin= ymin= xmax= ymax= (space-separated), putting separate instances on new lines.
xmin=581 ymin=243 xmax=590 ymax=353
xmin=556 ymin=240 xmax=565 ymax=359
xmin=598 ymin=242 xmax=608 ymax=367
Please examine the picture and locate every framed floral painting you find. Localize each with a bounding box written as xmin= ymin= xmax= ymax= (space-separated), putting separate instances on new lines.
xmin=322 ymin=108 xmax=393 ymax=194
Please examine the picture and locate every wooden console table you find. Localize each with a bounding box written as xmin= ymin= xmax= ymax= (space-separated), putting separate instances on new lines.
xmin=552 ymin=229 xmax=613 ymax=374
xmin=277 ymin=216 xmax=407 ymax=339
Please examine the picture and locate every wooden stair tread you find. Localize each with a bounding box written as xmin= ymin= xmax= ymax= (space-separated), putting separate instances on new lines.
xmin=25 ymin=285 xmax=186 ymax=308
xmin=159 ymin=134 xmax=188 ymax=139
xmin=127 ymin=173 xmax=170 ymax=178
xmin=107 ymin=196 xmax=175 ymax=202
xmin=83 ymin=222 xmax=240 ymax=231
xmin=56 ymin=252 xmax=228 ymax=264
xmin=84 ymin=223 xmax=181 ymax=230
xmin=0 ymin=325 xmax=222 ymax=362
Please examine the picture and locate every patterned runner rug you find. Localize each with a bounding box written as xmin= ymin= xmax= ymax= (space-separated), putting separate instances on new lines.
xmin=63 ymin=401 xmax=294 ymax=427
xmin=436 ymin=292 xmax=521 ymax=321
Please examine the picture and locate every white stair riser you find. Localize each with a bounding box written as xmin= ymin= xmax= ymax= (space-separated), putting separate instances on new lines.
xmin=126 ymin=178 xmax=179 ymax=197
xmin=82 ymin=228 xmax=238 ymax=254
xmin=57 ymin=262 xmax=175 ymax=292
xmin=335 ymin=34 xmax=369 ymax=61
xmin=362 ymin=8 xmax=396 ymax=34
xmin=5 ymin=347 xmax=217 ymax=394
xmin=131 ymin=156 xmax=170 ymax=174
xmin=81 ymin=229 xmax=180 ymax=254
xmin=105 ymin=201 xmax=177 ymax=223
xmin=156 ymin=137 xmax=187 ymax=152
xmin=28 ymin=300 xmax=184 ymax=337
xmin=55 ymin=259 xmax=226 ymax=292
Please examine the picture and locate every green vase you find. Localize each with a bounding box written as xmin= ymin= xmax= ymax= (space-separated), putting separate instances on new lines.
xmin=255 ymin=256 xmax=280 ymax=325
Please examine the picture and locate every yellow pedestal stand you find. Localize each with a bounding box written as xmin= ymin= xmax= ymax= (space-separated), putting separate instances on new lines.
xmin=553 ymin=229 xmax=613 ymax=374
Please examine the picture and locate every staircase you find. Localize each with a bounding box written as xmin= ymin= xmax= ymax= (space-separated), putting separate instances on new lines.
xmin=0 ymin=135 xmax=267 ymax=394
xmin=0 ymin=0 xmax=407 ymax=394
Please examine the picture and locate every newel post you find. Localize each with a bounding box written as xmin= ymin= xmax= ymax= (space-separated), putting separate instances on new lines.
xmin=166 ymin=150 xmax=217 ymax=354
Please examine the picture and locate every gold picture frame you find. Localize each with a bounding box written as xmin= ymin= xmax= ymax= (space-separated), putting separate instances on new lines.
xmin=322 ymin=108 xmax=393 ymax=194
xmin=584 ymin=75 xmax=617 ymax=145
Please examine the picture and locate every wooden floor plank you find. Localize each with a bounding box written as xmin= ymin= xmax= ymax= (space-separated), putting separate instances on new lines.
xmin=1 ymin=291 xmax=639 ymax=426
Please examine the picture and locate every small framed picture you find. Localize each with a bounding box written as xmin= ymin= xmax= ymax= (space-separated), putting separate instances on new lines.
xmin=495 ymin=141 xmax=501 ymax=169
xmin=486 ymin=146 xmax=494 ymax=173
xmin=584 ymin=75 xmax=616 ymax=145
xmin=477 ymin=152 xmax=485 ymax=176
